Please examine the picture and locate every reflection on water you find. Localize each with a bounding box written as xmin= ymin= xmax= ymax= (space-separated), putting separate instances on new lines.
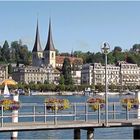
xmin=0 ymin=95 xmax=134 ymax=139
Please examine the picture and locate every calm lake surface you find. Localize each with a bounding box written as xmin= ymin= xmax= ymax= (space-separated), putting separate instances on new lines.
xmin=0 ymin=95 xmax=133 ymax=139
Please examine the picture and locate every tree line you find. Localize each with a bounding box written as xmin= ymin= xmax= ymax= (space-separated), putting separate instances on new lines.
xmin=0 ymin=40 xmax=140 ymax=66
xmin=0 ymin=40 xmax=31 ymax=66
xmin=73 ymin=45 xmax=140 ymax=66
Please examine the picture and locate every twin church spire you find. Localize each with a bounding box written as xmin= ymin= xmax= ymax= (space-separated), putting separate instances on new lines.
xmin=32 ymin=19 xmax=55 ymax=52
xmin=32 ymin=19 xmax=42 ymax=52
xmin=32 ymin=19 xmax=56 ymax=68
xmin=44 ymin=19 xmax=55 ymax=51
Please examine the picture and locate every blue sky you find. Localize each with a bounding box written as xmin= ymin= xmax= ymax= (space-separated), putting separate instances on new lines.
xmin=0 ymin=1 xmax=140 ymax=53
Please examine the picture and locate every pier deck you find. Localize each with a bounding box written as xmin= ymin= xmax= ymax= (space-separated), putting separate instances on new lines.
xmin=1 ymin=119 xmax=140 ymax=132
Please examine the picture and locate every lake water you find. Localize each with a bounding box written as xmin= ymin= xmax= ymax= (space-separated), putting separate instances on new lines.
xmin=0 ymin=95 xmax=134 ymax=139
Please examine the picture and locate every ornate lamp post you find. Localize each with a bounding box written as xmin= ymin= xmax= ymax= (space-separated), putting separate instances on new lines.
xmin=101 ymin=42 xmax=110 ymax=126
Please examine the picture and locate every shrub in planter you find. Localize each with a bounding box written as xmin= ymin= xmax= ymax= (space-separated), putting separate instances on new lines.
xmin=121 ymin=98 xmax=139 ymax=110
xmin=87 ymin=97 xmax=105 ymax=111
xmin=0 ymin=99 xmax=20 ymax=111
xmin=45 ymin=98 xmax=70 ymax=111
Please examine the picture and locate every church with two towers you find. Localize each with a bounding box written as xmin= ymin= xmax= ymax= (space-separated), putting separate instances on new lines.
xmin=32 ymin=19 xmax=56 ymax=68
xmin=12 ymin=19 xmax=82 ymax=85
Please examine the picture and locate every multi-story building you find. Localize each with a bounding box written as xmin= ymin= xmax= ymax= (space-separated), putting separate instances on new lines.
xmin=81 ymin=61 xmax=140 ymax=87
xmin=107 ymin=64 xmax=120 ymax=86
xmin=81 ymin=63 xmax=120 ymax=86
xmin=0 ymin=65 xmax=8 ymax=82
xmin=71 ymin=70 xmax=81 ymax=85
xmin=12 ymin=65 xmax=58 ymax=84
xmin=117 ymin=61 xmax=139 ymax=86
xmin=81 ymin=64 xmax=93 ymax=85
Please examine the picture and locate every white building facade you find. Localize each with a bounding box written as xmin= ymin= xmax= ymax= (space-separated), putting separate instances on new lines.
xmin=12 ymin=66 xmax=59 ymax=84
xmin=81 ymin=62 xmax=139 ymax=87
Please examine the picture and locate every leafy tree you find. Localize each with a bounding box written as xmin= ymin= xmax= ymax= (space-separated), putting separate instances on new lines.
xmin=11 ymin=40 xmax=31 ymax=66
xmin=132 ymin=44 xmax=140 ymax=52
xmin=59 ymin=75 xmax=65 ymax=85
xmin=56 ymin=84 xmax=65 ymax=91
xmin=11 ymin=41 xmax=20 ymax=65
xmin=94 ymin=52 xmax=104 ymax=63
xmin=55 ymin=49 xmax=59 ymax=55
xmin=44 ymin=80 xmax=49 ymax=84
xmin=8 ymin=64 xmax=13 ymax=74
xmin=62 ymin=58 xmax=73 ymax=85
xmin=113 ymin=46 xmax=122 ymax=52
xmin=0 ymin=46 xmax=2 ymax=61
xmin=2 ymin=40 xmax=10 ymax=62
xmin=126 ymin=54 xmax=137 ymax=64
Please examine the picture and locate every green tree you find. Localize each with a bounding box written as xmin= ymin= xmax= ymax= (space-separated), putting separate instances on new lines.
xmin=11 ymin=40 xmax=31 ymax=66
xmin=2 ymin=40 xmax=10 ymax=62
xmin=0 ymin=46 xmax=2 ymax=61
xmin=59 ymin=75 xmax=65 ymax=85
xmin=8 ymin=64 xmax=13 ymax=74
xmin=113 ymin=46 xmax=122 ymax=52
xmin=11 ymin=41 xmax=20 ymax=65
xmin=62 ymin=58 xmax=73 ymax=85
xmin=132 ymin=44 xmax=140 ymax=53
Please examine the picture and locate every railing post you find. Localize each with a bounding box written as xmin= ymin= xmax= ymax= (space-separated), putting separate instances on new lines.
xmin=1 ymin=105 xmax=3 ymax=127
xmin=113 ymin=103 xmax=115 ymax=120
xmin=54 ymin=103 xmax=57 ymax=125
xmin=98 ymin=104 xmax=100 ymax=124
xmin=33 ymin=105 xmax=36 ymax=122
xmin=73 ymin=103 xmax=76 ymax=121
xmin=134 ymin=91 xmax=140 ymax=139
xmin=85 ymin=103 xmax=88 ymax=122
xmin=11 ymin=93 xmax=19 ymax=140
xmin=44 ymin=103 xmax=46 ymax=123
xmin=126 ymin=103 xmax=129 ymax=120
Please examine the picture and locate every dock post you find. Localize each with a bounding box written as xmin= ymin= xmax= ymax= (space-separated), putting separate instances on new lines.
xmin=87 ymin=128 xmax=94 ymax=140
xmin=11 ymin=93 xmax=19 ymax=140
xmin=135 ymin=91 xmax=140 ymax=119
xmin=134 ymin=91 xmax=140 ymax=139
xmin=74 ymin=128 xmax=80 ymax=139
xmin=134 ymin=126 xmax=140 ymax=139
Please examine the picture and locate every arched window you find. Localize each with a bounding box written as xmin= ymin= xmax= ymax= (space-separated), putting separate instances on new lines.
xmin=52 ymin=53 xmax=54 ymax=58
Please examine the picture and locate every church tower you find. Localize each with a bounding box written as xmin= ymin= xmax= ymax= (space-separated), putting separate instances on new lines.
xmin=43 ymin=19 xmax=56 ymax=68
xmin=32 ymin=20 xmax=43 ymax=66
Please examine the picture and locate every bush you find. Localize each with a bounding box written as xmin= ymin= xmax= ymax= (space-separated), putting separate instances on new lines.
xmin=121 ymin=98 xmax=139 ymax=110
xmin=0 ymin=99 xmax=20 ymax=111
xmin=45 ymin=98 xmax=70 ymax=111
xmin=87 ymin=97 xmax=105 ymax=111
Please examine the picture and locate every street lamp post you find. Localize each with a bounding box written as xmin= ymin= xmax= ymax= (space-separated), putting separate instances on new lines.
xmin=101 ymin=42 xmax=110 ymax=126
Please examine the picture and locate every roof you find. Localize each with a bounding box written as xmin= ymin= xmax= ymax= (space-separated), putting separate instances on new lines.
xmin=32 ymin=20 xmax=43 ymax=52
xmin=56 ymin=56 xmax=83 ymax=65
xmin=44 ymin=19 xmax=55 ymax=51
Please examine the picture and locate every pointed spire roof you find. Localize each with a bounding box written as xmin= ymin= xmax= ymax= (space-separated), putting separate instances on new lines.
xmin=32 ymin=19 xmax=42 ymax=52
xmin=44 ymin=19 xmax=55 ymax=51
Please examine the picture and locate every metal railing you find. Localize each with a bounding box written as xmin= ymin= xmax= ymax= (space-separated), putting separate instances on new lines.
xmin=0 ymin=102 xmax=139 ymax=127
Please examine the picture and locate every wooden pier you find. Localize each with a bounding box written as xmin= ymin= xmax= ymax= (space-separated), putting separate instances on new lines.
xmin=1 ymin=102 xmax=140 ymax=139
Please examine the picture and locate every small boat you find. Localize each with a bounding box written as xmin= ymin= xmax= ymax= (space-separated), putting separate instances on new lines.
xmin=3 ymin=84 xmax=11 ymax=98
